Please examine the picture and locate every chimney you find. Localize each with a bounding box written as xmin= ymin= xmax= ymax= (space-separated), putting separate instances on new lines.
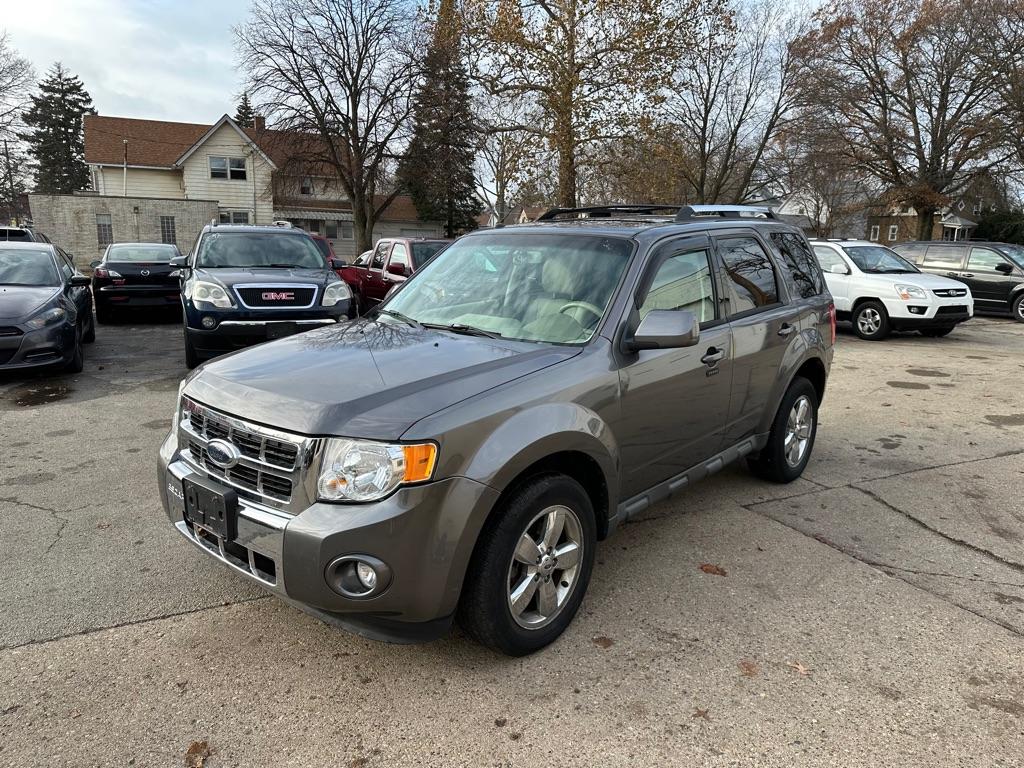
xmin=253 ymin=116 xmax=265 ymax=131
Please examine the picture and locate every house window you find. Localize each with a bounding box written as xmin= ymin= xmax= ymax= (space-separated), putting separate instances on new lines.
xmin=340 ymin=222 xmax=354 ymax=240
xmin=888 ymin=225 xmax=898 ymax=242
xmin=973 ymin=202 xmax=982 ymax=214
xmin=306 ymin=219 xmax=321 ymax=234
xmin=300 ymin=177 xmax=314 ymax=195
xmin=159 ymin=216 xmax=176 ymax=245
xmin=326 ymin=221 xmax=338 ymax=239
xmin=209 ymin=156 xmax=247 ymax=180
xmin=96 ymin=214 xmax=113 ymax=247
xmin=218 ymin=211 xmax=250 ymax=224
xmin=869 ymin=225 xmax=880 ymax=241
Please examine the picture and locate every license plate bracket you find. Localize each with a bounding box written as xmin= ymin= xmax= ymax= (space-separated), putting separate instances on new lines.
xmin=183 ymin=475 xmax=238 ymax=540
xmin=267 ymin=322 xmax=297 ymax=340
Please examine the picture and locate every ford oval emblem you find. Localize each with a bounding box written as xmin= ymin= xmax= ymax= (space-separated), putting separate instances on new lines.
xmin=206 ymin=439 xmax=241 ymax=469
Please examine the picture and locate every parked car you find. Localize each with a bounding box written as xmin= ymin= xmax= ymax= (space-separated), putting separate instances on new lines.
xmin=309 ymin=233 xmax=336 ymax=262
xmin=173 ymin=222 xmax=352 ymax=368
xmin=90 ymin=242 xmax=182 ymax=323
xmin=892 ymin=240 xmax=1024 ymax=322
xmin=0 ymin=242 xmax=95 ymax=373
xmin=0 ymin=226 xmax=51 ymax=243
xmin=158 ymin=204 xmax=833 ymax=655
xmin=810 ymin=239 xmax=973 ymax=340
xmin=339 ymin=237 xmax=450 ymax=313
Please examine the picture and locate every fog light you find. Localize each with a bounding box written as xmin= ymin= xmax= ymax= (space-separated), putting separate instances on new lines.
xmin=356 ymin=562 xmax=377 ymax=590
xmin=908 ymin=306 xmax=926 ymax=315
xmin=201 ymin=315 xmax=216 ymax=329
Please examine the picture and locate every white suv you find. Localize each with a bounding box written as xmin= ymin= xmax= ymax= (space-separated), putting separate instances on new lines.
xmin=810 ymin=240 xmax=973 ymax=340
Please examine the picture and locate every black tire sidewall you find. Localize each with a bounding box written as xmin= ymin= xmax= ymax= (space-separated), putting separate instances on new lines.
xmin=762 ymin=377 xmax=819 ymax=482
xmin=184 ymin=329 xmax=200 ymax=369
xmin=1012 ymin=293 xmax=1024 ymax=323
xmin=459 ymin=474 xmax=597 ymax=656
xmin=853 ymin=301 xmax=890 ymax=340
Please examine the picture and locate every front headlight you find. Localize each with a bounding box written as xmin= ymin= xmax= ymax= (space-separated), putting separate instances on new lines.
xmin=894 ymin=284 xmax=927 ymax=300
xmin=317 ymin=438 xmax=437 ymax=502
xmin=25 ymin=307 xmax=66 ymax=329
xmin=187 ymin=280 xmax=233 ymax=308
xmin=322 ymin=281 xmax=352 ymax=307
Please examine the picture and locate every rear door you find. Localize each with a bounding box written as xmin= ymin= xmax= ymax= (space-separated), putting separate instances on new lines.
xmin=812 ymin=244 xmax=852 ymax=311
xmin=712 ymin=230 xmax=793 ymax=445
xmin=963 ymin=246 xmax=1016 ymax=311
xmin=617 ymin=235 xmax=734 ymax=496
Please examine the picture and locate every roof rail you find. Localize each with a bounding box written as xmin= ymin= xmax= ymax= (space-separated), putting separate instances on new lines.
xmin=674 ymin=205 xmax=776 ymax=222
xmin=536 ymin=204 xmax=684 ymax=221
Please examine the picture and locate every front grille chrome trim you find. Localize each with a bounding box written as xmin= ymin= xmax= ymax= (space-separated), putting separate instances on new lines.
xmin=233 ymin=283 xmax=318 ymax=310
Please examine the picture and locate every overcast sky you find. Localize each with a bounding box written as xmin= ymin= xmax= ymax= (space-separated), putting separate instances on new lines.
xmin=4 ymin=0 xmax=251 ymax=124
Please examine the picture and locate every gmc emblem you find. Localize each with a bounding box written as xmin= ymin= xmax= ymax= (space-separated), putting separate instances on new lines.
xmin=262 ymin=291 xmax=295 ymax=301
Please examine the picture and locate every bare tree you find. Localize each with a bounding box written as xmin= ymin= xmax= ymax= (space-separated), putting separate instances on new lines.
xmin=792 ymin=0 xmax=1013 ymax=240
xmin=235 ymin=0 xmax=420 ymax=252
xmin=0 ymin=31 xmax=34 ymax=140
xmin=972 ymin=0 xmax=1024 ymax=173
xmin=475 ymin=94 xmax=548 ymax=222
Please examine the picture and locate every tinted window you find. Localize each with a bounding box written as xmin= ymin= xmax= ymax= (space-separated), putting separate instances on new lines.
xmin=195 ymin=233 xmax=325 ymax=269
xmin=967 ymin=247 xmax=1011 ymax=272
xmin=717 ymin=236 xmax=779 ymax=314
xmin=639 ymin=249 xmax=716 ymax=325
xmin=411 ymin=241 xmax=446 ymax=266
xmin=390 ymin=243 xmax=410 ymax=269
xmin=922 ymin=245 xmax=965 ymax=269
xmin=107 ymin=244 xmax=179 ymax=263
xmin=371 ymin=242 xmax=388 ymax=269
xmin=771 ymin=232 xmax=824 ymax=298
xmin=0 ymin=248 xmax=60 ymax=286
xmin=0 ymin=229 xmax=32 ymax=241
xmin=813 ymin=245 xmax=848 ymax=273
xmin=57 ymin=251 xmax=74 ymax=280
xmin=894 ymin=243 xmax=927 ymax=264
xmin=999 ymin=244 xmax=1024 ymax=266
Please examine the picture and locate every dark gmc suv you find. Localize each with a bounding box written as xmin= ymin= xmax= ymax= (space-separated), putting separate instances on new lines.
xmin=174 ymin=223 xmax=352 ymax=367
xmin=158 ymin=204 xmax=834 ymax=655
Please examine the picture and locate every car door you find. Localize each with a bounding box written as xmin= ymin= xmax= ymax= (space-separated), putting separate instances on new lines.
xmin=616 ymin=236 xmax=734 ymax=496
xmin=382 ymin=241 xmax=412 ymax=291
xmin=713 ymin=231 xmax=793 ymax=445
xmin=963 ymin=246 xmax=1016 ymax=311
xmin=919 ymin=243 xmax=968 ymax=281
xmin=57 ymin=248 xmax=90 ymax=319
xmin=361 ymin=241 xmax=392 ymax=306
xmin=811 ymin=244 xmax=851 ymax=311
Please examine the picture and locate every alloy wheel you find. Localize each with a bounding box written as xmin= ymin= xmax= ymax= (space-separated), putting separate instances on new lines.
xmin=857 ymin=307 xmax=881 ymax=335
xmin=784 ymin=395 xmax=813 ymax=467
xmin=506 ymin=505 xmax=584 ymax=630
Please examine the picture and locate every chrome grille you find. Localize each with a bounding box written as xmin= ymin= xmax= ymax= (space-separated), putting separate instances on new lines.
xmin=179 ymin=397 xmax=314 ymax=512
xmin=933 ymin=288 xmax=967 ymax=297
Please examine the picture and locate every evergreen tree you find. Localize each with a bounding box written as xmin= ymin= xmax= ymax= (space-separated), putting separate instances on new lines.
xmin=21 ymin=63 xmax=94 ymax=194
xmin=234 ymin=91 xmax=257 ymax=128
xmin=398 ymin=0 xmax=481 ymax=236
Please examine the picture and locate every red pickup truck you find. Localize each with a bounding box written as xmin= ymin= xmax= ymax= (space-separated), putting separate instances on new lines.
xmin=338 ymin=237 xmax=450 ymax=313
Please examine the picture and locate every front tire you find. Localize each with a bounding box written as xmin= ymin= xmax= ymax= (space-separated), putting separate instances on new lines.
xmin=458 ymin=473 xmax=596 ymax=656
xmin=1012 ymin=292 xmax=1024 ymax=324
xmin=748 ymin=377 xmax=818 ymax=483
xmin=853 ymin=300 xmax=890 ymax=340
xmin=64 ymin=323 xmax=84 ymax=373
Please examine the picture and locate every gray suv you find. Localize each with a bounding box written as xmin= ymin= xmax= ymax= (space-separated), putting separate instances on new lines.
xmin=157 ymin=204 xmax=834 ymax=655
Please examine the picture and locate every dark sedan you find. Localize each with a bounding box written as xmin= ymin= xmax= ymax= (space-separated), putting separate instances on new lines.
xmin=0 ymin=243 xmax=95 ymax=373
xmin=91 ymin=242 xmax=182 ymax=322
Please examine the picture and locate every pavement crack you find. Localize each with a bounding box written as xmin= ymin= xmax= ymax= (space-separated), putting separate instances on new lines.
xmin=853 ymin=560 xmax=1024 ymax=589
xmin=0 ymin=495 xmax=86 ymax=555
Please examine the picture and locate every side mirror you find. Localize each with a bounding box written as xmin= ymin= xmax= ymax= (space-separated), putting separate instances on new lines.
xmin=830 ymin=263 xmax=850 ymax=275
xmin=169 ymin=255 xmax=188 ymax=268
xmin=386 ymin=262 xmax=408 ymax=277
xmin=625 ymin=309 xmax=699 ymax=352
xmin=89 ymin=260 xmax=100 ymax=268
xmin=995 ymin=262 xmax=1013 ymax=275
xmin=330 ymin=258 xmax=348 ymax=270
xmin=70 ymin=275 xmax=91 ymax=287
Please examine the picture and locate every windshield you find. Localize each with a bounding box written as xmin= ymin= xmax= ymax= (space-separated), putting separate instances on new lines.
xmin=845 ymin=245 xmax=919 ymax=273
xmin=0 ymin=248 xmax=59 ymax=286
xmin=381 ymin=233 xmax=634 ymax=344
xmin=196 ymin=233 xmax=326 ymax=269
xmin=411 ymin=241 xmax=447 ymax=266
xmin=107 ymin=244 xmax=178 ymax=263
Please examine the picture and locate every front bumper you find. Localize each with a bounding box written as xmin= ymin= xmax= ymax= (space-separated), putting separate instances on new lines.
xmin=158 ymin=431 xmax=499 ymax=641
xmin=0 ymin=321 xmax=75 ymax=370
xmin=883 ymin=297 xmax=973 ymax=330
xmin=184 ymin=301 xmax=349 ymax=357
xmin=95 ymin=285 xmax=181 ymax=308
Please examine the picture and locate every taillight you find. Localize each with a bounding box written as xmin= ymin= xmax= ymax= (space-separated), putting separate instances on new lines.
xmin=93 ymin=267 xmax=121 ymax=279
xmin=828 ymin=303 xmax=836 ymax=344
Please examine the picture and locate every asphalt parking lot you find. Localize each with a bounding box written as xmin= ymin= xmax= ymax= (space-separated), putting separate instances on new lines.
xmin=1 ymin=314 xmax=1023 ymax=767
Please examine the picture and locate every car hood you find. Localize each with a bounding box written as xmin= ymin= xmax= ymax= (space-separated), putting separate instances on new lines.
xmin=184 ymin=319 xmax=581 ymax=439
xmin=854 ymin=272 xmax=971 ymax=291
xmin=0 ymin=286 xmax=60 ymax=322
xmin=193 ymin=267 xmax=336 ymax=288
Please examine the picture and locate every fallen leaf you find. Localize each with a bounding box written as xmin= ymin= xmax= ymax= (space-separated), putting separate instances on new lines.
xmin=592 ymin=636 xmax=614 ymax=649
xmin=185 ymin=739 xmax=211 ymax=768
xmin=700 ymin=563 xmax=727 ymax=576
xmin=738 ymin=659 xmax=760 ymax=678
xmin=494 ymin=717 xmax=507 ymax=727
xmin=349 ymin=759 xmax=368 ymax=768
xmin=69 ymin=709 xmax=81 ymax=719
xmin=509 ymin=732 xmax=522 ymax=741
xmin=692 ymin=707 xmax=710 ymax=720
xmin=786 ymin=661 xmax=812 ymax=676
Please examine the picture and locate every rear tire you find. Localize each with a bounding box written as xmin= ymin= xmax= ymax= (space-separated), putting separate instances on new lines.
xmin=852 ymin=300 xmax=890 ymax=340
xmin=64 ymin=323 xmax=84 ymax=373
xmin=1012 ymin=293 xmax=1024 ymax=323
xmin=184 ymin=329 xmax=201 ymax=369
xmin=458 ymin=473 xmax=596 ymax=656
xmin=920 ymin=326 xmax=954 ymax=338
xmin=748 ymin=377 xmax=818 ymax=483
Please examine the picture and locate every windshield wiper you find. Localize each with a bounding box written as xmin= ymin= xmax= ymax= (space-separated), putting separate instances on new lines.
xmin=266 ymin=263 xmax=308 ymax=269
xmin=425 ymin=322 xmax=502 ymax=338
xmin=375 ymin=308 xmax=423 ymax=329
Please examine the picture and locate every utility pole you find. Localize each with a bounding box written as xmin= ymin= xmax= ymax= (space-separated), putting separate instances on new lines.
xmin=2 ymin=139 xmax=18 ymax=226
xmin=122 ymin=139 xmax=128 ymax=197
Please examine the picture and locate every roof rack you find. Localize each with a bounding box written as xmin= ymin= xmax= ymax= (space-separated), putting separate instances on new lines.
xmin=536 ymin=204 xmax=684 ymax=221
xmin=674 ymin=205 xmax=776 ymax=222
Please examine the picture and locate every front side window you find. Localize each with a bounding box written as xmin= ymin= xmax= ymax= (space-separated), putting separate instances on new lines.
xmin=0 ymin=248 xmax=60 ymax=286
xmin=812 ymin=245 xmax=848 ymax=274
xmin=195 ymin=233 xmax=326 ymax=269
xmin=771 ymin=232 xmax=824 ymax=298
xmin=383 ymin=233 xmax=633 ymax=344
xmin=922 ymin=245 xmax=965 ymax=269
xmin=160 ymin=215 xmax=176 ymax=245
xmin=639 ymin=249 xmax=716 ymax=325
xmin=390 ymin=243 xmax=410 ymax=269
xmin=107 ymin=244 xmax=179 ymax=263
xmin=96 ymin=214 xmax=113 ymax=248
xmin=371 ymin=242 xmax=389 ymax=269
xmin=209 ymin=156 xmax=247 ymax=180
xmin=716 ymin=236 xmax=779 ymax=314
xmin=968 ymin=247 xmax=1012 ymax=272
xmin=844 ymin=245 xmax=919 ymax=274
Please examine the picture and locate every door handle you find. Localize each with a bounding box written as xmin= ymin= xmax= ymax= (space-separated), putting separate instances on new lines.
xmin=778 ymin=322 xmax=795 ymax=337
xmin=701 ymin=347 xmax=725 ymax=366
xmin=946 ymin=272 xmax=958 ymax=277
xmin=960 ymin=272 xmax=974 ymax=278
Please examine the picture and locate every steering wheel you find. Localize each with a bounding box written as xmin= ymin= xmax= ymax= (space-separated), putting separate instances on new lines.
xmin=558 ymin=301 xmax=603 ymax=324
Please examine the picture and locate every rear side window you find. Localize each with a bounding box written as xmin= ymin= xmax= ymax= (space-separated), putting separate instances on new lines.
xmin=639 ymin=249 xmax=716 ymax=325
xmin=770 ymin=232 xmax=825 ymax=298
xmin=812 ymin=245 xmax=847 ymax=274
xmin=922 ymin=245 xmax=965 ymax=269
xmin=716 ymin=236 xmax=779 ymax=314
